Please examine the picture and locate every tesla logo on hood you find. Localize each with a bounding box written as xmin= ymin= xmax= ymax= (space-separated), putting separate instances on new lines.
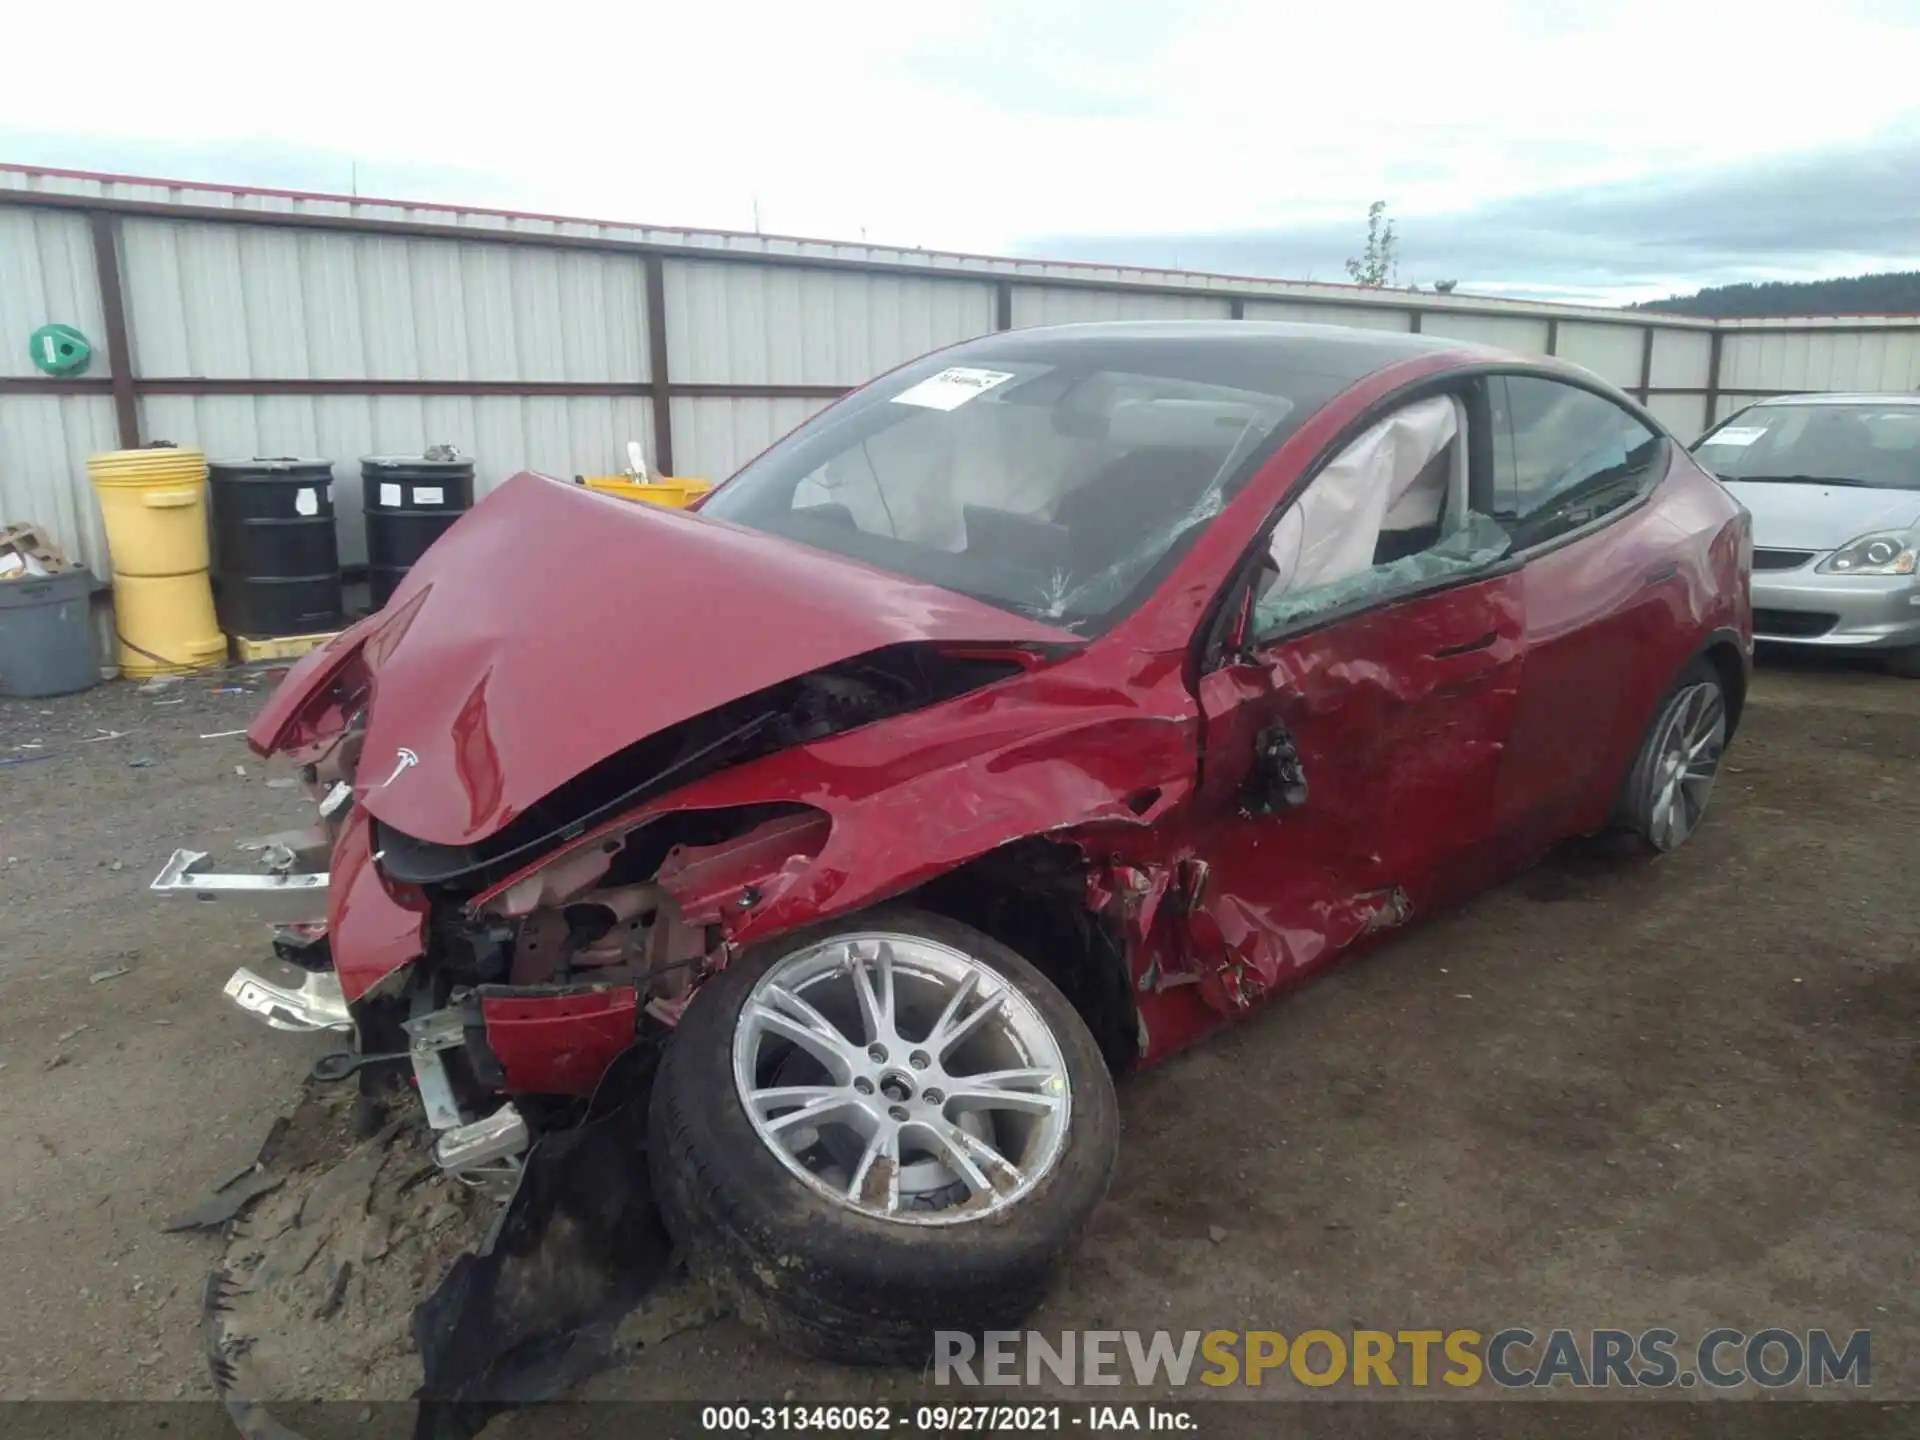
xmin=377 ymin=747 xmax=419 ymax=791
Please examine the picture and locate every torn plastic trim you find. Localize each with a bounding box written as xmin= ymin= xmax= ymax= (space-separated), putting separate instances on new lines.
xmin=411 ymin=1035 xmax=673 ymax=1426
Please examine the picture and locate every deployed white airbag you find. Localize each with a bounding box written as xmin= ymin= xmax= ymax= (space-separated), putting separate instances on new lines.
xmin=1269 ymin=394 xmax=1460 ymax=595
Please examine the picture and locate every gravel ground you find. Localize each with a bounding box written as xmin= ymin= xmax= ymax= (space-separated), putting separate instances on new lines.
xmin=0 ymin=654 xmax=1913 ymax=1426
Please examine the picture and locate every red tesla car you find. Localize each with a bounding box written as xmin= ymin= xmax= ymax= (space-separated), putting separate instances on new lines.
xmin=160 ymin=322 xmax=1751 ymax=1369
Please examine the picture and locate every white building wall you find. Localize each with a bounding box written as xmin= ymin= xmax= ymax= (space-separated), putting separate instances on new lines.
xmin=1241 ymin=300 xmax=1413 ymax=331
xmin=0 ymin=395 xmax=120 ymax=574
xmin=664 ymin=262 xmax=994 ymax=385
xmin=1010 ymin=287 xmax=1232 ymax=328
xmin=0 ymin=209 xmax=109 ymax=378
xmin=4 ymin=166 xmax=1920 ymax=595
xmin=119 ymin=219 xmax=650 ymax=382
xmin=668 ymin=395 xmax=837 ymax=483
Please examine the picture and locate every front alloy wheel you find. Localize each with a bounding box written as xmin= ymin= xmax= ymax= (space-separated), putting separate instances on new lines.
xmin=734 ymin=932 xmax=1073 ymax=1223
xmin=649 ymin=907 xmax=1119 ymax=1364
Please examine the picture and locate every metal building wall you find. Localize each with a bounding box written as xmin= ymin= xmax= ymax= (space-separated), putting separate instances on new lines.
xmin=3 ymin=163 xmax=1918 ymax=588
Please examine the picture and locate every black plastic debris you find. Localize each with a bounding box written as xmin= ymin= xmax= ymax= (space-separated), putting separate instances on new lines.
xmin=411 ymin=1034 xmax=673 ymax=1440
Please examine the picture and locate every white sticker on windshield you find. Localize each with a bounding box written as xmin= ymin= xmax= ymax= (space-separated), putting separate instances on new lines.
xmin=1705 ymin=425 xmax=1767 ymax=447
xmin=889 ymin=366 xmax=1016 ymax=412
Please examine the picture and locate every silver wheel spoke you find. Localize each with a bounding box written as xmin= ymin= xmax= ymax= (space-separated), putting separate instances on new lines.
xmin=915 ymin=1117 xmax=999 ymax=1197
xmin=747 ymin=987 xmax=858 ymax=1076
xmin=945 ymin=1068 xmax=1062 ymax=1115
xmin=752 ymin=1087 xmax=859 ymax=1136
xmin=933 ymin=1115 xmax=1023 ymax=1186
xmin=933 ymin=989 xmax=1005 ymax=1059
xmin=925 ymin=970 xmax=979 ymax=1049
xmin=850 ymin=941 xmax=897 ymax=1044
xmin=846 ymin=1123 xmax=901 ymax=1212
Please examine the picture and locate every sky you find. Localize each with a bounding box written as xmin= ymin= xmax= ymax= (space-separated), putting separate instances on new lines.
xmin=6 ymin=0 xmax=1920 ymax=303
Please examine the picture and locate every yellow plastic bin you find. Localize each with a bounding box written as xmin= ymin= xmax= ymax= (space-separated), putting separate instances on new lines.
xmin=111 ymin=574 xmax=228 ymax=677
xmin=86 ymin=446 xmax=226 ymax=675
xmin=580 ymin=475 xmax=713 ymax=509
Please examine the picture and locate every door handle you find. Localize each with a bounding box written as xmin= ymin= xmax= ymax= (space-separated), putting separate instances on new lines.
xmin=1431 ymin=630 xmax=1498 ymax=659
xmin=1642 ymin=561 xmax=1679 ymax=586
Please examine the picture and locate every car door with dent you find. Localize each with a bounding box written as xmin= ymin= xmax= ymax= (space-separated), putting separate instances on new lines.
xmin=1173 ymin=386 xmax=1527 ymax=1014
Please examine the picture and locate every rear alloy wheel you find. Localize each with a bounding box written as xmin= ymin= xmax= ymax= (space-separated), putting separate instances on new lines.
xmin=648 ymin=907 xmax=1119 ymax=1364
xmin=1621 ymin=664 xmax=1728 ymax=853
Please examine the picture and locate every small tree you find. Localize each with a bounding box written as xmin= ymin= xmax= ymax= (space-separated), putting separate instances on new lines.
xmin=1345 ymin=201 xmax=1398 ymax=288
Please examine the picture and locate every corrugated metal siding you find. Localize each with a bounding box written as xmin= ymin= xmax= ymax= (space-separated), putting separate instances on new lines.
xmin=139 ymin=394 xmax=654 ymax=564
xmin=0 ymin=209 xmax=109 ymax=377
xmin=0 ymin=396 xmax=119 ymax=571
xmin=664 ymin=262 xmax=994 ymax=386
xmin=1010 ymin=287 xmax=1231 ymax=328
xmin=669 ymin=396 xmax=835 ymax=482
xmin=120 ymin=219 xmax=649 ymax=380
xmin=1648 ymin=328 xmax=1712 ymax=391
xmin=6 ymin=162 xmax=1733 ymax=331
xmin=1419 ymin=311 xmax=1552 ymax=353
xmin=1241 ymin=300 xmax=1413 ymax=331
xmin=1644 ymin=391 xmax=1710 ymax=440
xmin=1720 ymin=329 xmax=1920 ymax=393
xmin=1553 ymin=322 xmax=1645 ymax=388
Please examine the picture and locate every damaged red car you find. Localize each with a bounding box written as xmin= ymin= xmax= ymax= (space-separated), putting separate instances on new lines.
xmin=157 ymin=321 xmax=1751 ymax=1370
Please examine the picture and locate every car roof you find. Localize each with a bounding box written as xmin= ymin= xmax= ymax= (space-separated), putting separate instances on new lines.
xmin=1746 ymin=392 xmax=1920 ymax=408
xmin=970 ymin=320 xmax=1485 ymax=380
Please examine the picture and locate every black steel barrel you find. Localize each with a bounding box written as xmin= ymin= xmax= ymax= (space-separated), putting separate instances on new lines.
xmin=362 ymin=455 xmax=476 ymax=609
xmin=207 ymin=458 xmax=345 ymax=638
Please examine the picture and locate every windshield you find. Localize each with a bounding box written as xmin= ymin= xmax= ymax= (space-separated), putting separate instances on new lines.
xmin=1694 ymin=404 xmax=1920 ymax=490
xmin=699 ymin=338 xmax=1338 ymax=632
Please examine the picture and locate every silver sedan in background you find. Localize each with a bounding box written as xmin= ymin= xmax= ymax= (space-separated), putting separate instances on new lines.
xmin=1693 ymin=393 xmax=1920 ymax=677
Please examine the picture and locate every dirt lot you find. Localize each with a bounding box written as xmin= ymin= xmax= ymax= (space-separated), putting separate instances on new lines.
xmin=0 ymin=655 xmax=1913 ymax=1421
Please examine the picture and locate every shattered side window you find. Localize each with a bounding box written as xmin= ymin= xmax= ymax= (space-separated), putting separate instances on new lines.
xmin=1253 ymin=513 xmax=1512 ymax=633
xmin=1249 ymin=395 xmax=1512 ymax=639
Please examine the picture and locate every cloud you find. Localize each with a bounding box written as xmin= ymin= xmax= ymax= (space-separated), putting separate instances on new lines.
xmin=1019 ymin=129 xmax=1920 ymax=303
xmin=5 ymin=0 xmax=1920 ymax=281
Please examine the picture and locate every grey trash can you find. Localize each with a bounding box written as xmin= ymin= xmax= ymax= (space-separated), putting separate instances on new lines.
xmin=0 ymin=568 xmax=100 ymax=697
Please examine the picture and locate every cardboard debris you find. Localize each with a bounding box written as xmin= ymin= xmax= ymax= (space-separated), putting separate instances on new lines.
xmin=0 ymin=523 xmax=72 ymax=581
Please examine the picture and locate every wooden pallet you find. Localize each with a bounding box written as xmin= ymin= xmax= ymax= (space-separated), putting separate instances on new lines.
xmin=232 ymin=630 xmax=341 ymax=662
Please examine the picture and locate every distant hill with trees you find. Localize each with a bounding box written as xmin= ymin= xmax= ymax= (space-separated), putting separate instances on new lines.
xmin=1637 ymin=271 xmax=1920 ymax=318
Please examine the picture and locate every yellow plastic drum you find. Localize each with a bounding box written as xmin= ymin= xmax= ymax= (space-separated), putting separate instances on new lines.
xmin=110 ymin=574 xmax=228 ymax=677
xmin=580 ymin=475 xmax=713 ymax=509
xmin=86 ymin=447 xmax=226 ymax=674
xmin=88 ymin=448 xmax=213 ymax=575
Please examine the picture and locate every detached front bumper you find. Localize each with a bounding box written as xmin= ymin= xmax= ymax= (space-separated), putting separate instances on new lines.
xmin=1752 ymin=564 xmax=1920 ymax=649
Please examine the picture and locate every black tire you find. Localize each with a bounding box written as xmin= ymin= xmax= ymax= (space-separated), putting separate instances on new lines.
xmin=1884 ymin=646 xmax=1920 ymax=680
xmin=648 ymin=905 xmax=1120 ymax=1365
xmin=1617 ymin=658 xmax=1728 ymax=853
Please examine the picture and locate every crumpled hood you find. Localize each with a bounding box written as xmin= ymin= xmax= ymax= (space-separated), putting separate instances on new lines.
xmin=1722 ymin=480 xmax=1920 ymax=552
xmin=336 ymin=473 xmax=1075 ymax=847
